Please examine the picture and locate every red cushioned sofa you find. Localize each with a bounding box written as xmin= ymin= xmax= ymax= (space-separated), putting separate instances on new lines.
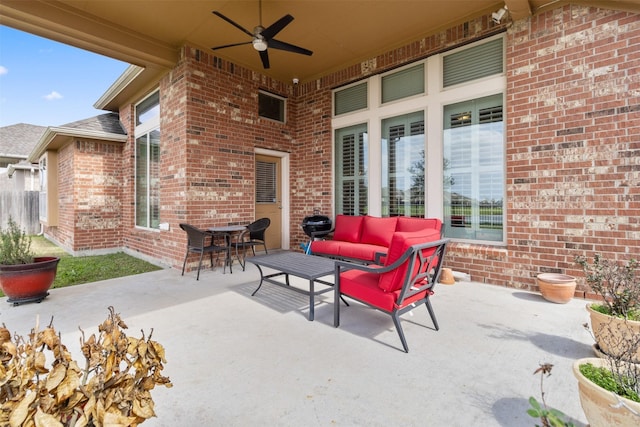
xmin=309 ymin=215 xmax=442 ymax=263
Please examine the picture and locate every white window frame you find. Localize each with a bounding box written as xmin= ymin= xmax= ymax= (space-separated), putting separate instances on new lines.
xmin=135 ymin=90 xmax=161 ymax=231
xmin=331 ymin=34 xmax=506 ymax=245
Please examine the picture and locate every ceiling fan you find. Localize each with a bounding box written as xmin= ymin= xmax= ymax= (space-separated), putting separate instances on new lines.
xmin=211 ymin=0 xmax=313 ymax=69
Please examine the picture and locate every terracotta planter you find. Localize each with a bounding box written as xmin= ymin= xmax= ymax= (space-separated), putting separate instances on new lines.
xmin=587 ymin=303 xmax=640 ymax=363
xmin=573 ymin=357 xmax=640 ymax=427
xmin=0 ymin=257 xmax=60 ymax=305
xmin=536 ymin=273 xmax=576 ymax=304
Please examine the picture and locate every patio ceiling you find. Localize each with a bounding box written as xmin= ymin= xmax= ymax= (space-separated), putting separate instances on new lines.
xmin=2 ymin=1 xmax=640 ymax=86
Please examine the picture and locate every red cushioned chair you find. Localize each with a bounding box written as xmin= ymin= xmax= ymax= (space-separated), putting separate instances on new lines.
xmin=334 ymin=233 xmax=448 ymax=353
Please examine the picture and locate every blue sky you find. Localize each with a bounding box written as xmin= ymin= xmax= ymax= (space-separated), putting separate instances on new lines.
xmin=0 ymin=26 xmax=129 ymax=128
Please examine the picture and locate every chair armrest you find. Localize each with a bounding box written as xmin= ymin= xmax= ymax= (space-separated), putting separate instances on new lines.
xmin=373 ymin=252 xmax=387 ymax=265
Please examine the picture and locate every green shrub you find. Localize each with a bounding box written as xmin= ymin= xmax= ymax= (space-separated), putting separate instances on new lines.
xmin=0 ymin=218 xmax=34 ymax=265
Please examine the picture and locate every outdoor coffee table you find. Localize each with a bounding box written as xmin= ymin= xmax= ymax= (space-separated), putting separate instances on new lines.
xmin=247 ymin=251 xmax=336 ymax=321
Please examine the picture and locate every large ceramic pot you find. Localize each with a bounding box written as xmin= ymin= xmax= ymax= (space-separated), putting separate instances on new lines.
xmin=0 ymin=257 xmax=60 ymax=305
xmin=536 ymin=273 xmax=576 ymax=304
xmin=573 ymin=357 xmax=640 ymax=427
xmin=587 ymin=303 xmax=640 ymax=363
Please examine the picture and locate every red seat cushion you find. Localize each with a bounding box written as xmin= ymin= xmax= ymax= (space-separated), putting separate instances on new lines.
xmin=377 ymin=230 xmax=441 ymax=292
xmin=339 ymin=243 xmax=387 ymax=262
xmin=309 ymin=240 xmax=342 ymax=257
xmin=333 ymin=215 xmax=364 ymax=243
xmin=360 ymin=216 xmax=398 ymax=247
xmin=396 ymin=217 xmax=443 ymax=233
xmin=339 ymin=269 xmax=430 ymax=312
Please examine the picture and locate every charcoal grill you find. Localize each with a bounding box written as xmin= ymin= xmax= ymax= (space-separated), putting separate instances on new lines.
xmin=301 ymin=214 xmax=332 ymax=254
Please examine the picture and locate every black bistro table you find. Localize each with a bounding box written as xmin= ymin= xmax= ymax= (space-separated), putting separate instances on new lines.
xmin=208 ymin=225 xmax=247 ymax=273
xmin=246 ymin=251 xmax=336 ymax=321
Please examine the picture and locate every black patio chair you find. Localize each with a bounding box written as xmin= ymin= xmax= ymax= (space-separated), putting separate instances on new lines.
xmin=232 ymin=217 xmax=271 ymax=270
xmin=180 ymin=223 xmax=230 ymax=279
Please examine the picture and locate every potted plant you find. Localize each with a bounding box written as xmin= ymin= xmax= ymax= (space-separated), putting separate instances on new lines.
xmin=0 ymin=217 xmax=60 ymax=305
xmin=576 ymin=254 xmax=640 ymax=362
xmin=573 ymin=324 xmax=640 ymax=426
xmin=0 ymin=306 xmax=172 ymax=425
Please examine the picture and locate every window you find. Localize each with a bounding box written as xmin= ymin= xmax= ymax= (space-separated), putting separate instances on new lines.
xmin=135 ymin=91 xmax=161 ymax=229
xmin=335 ymin=124 xmax=368 ymax=215
xmin=382 ymin=111 xmax=425 ymax=216
xmin=38 ymin=151 xmax=58 ymax=226
xmin=334 ymin=82 xmax=367 ymax=116
xmin=443 ymin=37 xmax=503 ymax=87
xmin=259 ymin=91 xmax=285 ymax=122
xmin=256 ymin=160 xmax=277 ymax=203
xmin=443 ymin=94 xmax=504 ymax=242
xmin=331 ymin=35 xmax=505 ymax=244
xmin=381 ymin=64 xmax=425 ymax=103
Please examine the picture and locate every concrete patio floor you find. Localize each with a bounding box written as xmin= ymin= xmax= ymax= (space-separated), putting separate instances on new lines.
xmin=0 ymin=261 xmax=595 ymax=426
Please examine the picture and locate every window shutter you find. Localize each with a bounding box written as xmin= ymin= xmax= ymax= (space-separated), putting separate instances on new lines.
xmin=382 ymin=63 xmax=425 ymax=103
xmin=443 ymin=38 xmax=503 ymax=87
xmin=256 ymin=161 xmax=277 ymax=203
xmin=335 ymin=82 xmax=367 ymax=115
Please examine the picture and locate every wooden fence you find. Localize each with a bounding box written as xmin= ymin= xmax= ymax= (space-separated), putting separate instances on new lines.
xmin=0 ymin=191 xmax=40 ymax=234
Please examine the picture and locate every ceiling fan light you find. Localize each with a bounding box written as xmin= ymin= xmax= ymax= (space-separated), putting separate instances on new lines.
xmin=253 ymin=38 xmax=268 ymax=51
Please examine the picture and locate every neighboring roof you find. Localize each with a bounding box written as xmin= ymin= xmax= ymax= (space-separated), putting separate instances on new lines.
xmin=0 ymin=123 xmax=47 ymax=159
xmin=28 ymin=113 xmax=128 ymax=162
xmin=61 ymin=112 xmax=126 ymax=135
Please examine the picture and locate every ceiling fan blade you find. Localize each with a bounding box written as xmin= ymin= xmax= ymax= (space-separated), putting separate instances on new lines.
xmin=212 ymin=11 xmax=254 ymax=37
xmin=269 ymin=39 xmax=313 ymax=56
xmin=212 ymin=41 xmax=252 ymax=50
xmin=259 ymin=50 xmax=270 ymax=69
xmin=260 ymin=14 xmax=294 ymax=40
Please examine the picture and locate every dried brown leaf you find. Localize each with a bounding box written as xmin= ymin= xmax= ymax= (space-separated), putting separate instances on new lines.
xmin=34 ymin=351 xmax=49 ymax=374
xmin=34 ymin=407 xmax=63 ymax=427
xmin=40 ymin=328 xmax=59 ymax=350
xmin=55 ymin=365 xmax=80 ymax=403
xmin=0 ymin=327 xmax=11 ymax=344
xmin=132 ymin=392 xmax=155 ymax=419
xmin=45 ymin=364 xmax=66 ymax=391
xmin=103 ymin=409 xmax=137 ymax=427
xmin=9 ymin=390 xmax=36 ymax=427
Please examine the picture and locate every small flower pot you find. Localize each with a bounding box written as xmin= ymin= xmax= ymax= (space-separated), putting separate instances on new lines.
xmin=536 ymin=273 xmax=576 ymax=304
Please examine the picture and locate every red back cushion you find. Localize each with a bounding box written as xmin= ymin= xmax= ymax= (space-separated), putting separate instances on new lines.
xmin=377 ymin=230 xmax=441 ymax=292
xmin=360 ymin=216 xmax=398 ymax=246
xmin=333 ymin=215 xmax=364 ymax=243
xmin=396 ymin=217 xmax=443 ymax=233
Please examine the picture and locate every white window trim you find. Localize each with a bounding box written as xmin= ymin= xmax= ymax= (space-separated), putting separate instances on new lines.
xmin=331 ymin=34 xmax=506 ymax=244
xmin=135 ymin=90 xmax=161 ymax=231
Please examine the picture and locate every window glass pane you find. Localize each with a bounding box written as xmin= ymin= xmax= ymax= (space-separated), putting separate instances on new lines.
xmin=135 ymin=135 xmax=148 ymax=228
xmin=136 ymin=91 xmax=160 ymax=126
xmin=443 ymin=38 xmax=503 ymax=87
xmin=149 ymin=129 xmax=161 ymax=229
xmin=135 ymin=129 xmax=161 ymax=229
xmin=382 ymin=63 xmax=425 ymax=103
xmin=259 ymin=91 xmax=285 ymax=122
xmin=335 ymin=124 xmax=368 ymax=215
xmin=334 ymin=82 xmax=367 ymax=116
xmin=256 ymin=160 xmax=277 ymax=203
xmin=382 ymin=111 xmax=425 ymax=217
xmin=443 ymin=93 xmax=504 ymax=242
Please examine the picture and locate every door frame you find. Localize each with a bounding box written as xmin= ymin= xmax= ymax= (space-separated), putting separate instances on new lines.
xmin=255 ymin=148 xmax=290 ymax=250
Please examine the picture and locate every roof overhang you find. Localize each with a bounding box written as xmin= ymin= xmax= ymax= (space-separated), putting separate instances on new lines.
xmin=28 ymin=126 xmax=128 ymax=162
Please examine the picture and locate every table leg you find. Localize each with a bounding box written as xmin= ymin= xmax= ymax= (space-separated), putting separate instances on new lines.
xmin=308 ymin=279 xmax=315 ymax=321
xmin=251 ymin=265 xmax=265 ymax=296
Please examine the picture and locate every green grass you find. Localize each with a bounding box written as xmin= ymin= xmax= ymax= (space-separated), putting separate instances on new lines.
xmin=0 ymin=235 xmax=163 ymax=297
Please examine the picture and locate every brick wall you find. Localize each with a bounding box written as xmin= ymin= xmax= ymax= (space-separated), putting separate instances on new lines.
xmin=113 ymin=5 xmax=639 ymax=291
xmin=46 ymin=140 xmax=124 ymax=253
xmin=445 ymin=5 xmax=640 ymax=293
